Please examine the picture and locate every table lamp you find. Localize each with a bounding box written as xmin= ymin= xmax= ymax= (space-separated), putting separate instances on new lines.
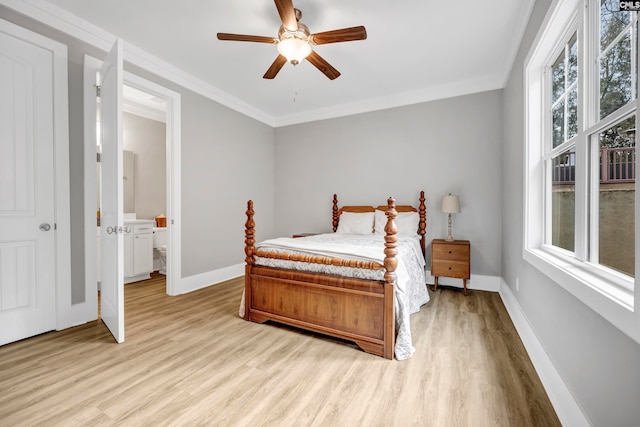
xmin=441 ymin=194 xmax=461 ymax=242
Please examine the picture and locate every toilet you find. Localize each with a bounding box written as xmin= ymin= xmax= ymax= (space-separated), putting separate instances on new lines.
xmin=153 ymin=227 xmax=168 ymax=275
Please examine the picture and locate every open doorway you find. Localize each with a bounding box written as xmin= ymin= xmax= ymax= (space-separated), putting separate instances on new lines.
xmin=83 ymin=54 xmax=182 ymax=329
xmin=96 ymin=85 xmax=169 ymax=285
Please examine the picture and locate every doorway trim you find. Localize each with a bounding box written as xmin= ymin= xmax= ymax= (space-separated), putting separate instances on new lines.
xmin=83 ymin=54 xmax=182 ymax=321
xmin=124 ymin=72 xmax=181 ymax=296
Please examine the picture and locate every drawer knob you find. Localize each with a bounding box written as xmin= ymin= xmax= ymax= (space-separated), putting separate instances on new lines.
xmin=448 ymin=250 xmax=452 ymax=254
xmin=448 ymin=267 xmax=452 ymax=270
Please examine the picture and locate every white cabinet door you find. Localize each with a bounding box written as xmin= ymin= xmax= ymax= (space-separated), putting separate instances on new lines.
xmin=133 ymin=233 xmax=154 ymax=276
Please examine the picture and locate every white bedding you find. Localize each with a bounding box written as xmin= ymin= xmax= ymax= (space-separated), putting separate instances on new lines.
xmin=240 ymin=233 xmax=430 ymax=360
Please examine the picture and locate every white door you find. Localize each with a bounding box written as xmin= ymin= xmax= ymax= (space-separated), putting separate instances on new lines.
xmin=0 ymin=24 xmax=57 ymax=345
xmin=100 ymin=39 xmax=125 ymax=343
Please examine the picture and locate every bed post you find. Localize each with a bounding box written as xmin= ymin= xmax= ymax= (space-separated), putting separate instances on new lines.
xmin=244 ymin=200 xmax=255 ymax=320
xmin=383 ymin=197 xmax=398 ymax=360
xmin=332 ymin=194 xmax=339 ymax=232
xmin=418 ymin=190 xmax=427 ymax=254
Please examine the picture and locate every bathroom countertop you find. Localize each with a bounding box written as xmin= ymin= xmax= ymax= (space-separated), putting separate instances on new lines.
xmin=124 ymin=219 xmax=155 ymax=224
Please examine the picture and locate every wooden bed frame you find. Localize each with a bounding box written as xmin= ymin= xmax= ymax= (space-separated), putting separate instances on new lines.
xmin=243 ymin=191 xmax=426 ymax=359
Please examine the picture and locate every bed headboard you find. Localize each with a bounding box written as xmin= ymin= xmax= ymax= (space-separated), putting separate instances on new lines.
xmin=332 ymin=191 xmax=427 ymax=252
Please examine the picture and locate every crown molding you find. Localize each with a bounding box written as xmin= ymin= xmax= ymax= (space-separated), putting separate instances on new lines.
xmin=273 ymin=73 xmax=503 ymax=127
xmin=0 ymin=0 xmax=276 ymax=127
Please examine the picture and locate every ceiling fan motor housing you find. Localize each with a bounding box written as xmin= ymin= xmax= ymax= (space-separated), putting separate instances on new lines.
xmin=277 ymin=23 xmax=311 ymax=65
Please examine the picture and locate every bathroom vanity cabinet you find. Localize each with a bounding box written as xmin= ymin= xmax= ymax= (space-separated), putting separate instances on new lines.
xmin=97 ymin=219 xmax=154 ymax=285
xmin=124 ymin=221 xmax=154 ymax=283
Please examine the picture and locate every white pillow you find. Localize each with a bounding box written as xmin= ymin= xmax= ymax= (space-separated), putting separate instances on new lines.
xmin=374 ymin=209 xmax=388 ymax=235
xmin=374 ymin=210 xmax=419 ymax=237
xmin=336 ymin=212 xmax=374 ymax=234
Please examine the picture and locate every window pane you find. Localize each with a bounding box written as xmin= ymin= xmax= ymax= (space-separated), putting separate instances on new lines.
xmin=598 ymin=116 xmax=635 ymax=277
xmin=551 ymin=148 xmax=576 ymax=252
xmin=568 ymin=33 xmax=578 ymax=86
xmin=600 ymin=32 xmax=633 ymax=118
xmin=553 ymin=101 xmax=565 ymax=148
xmin=600 ymin=0 xmax=630 ymax=53
xmin=552 ymin=52 xmax=565 ymax=103
xmin=568 ymin=88 xmax=578 ymax=140
xmin=599 ymin=1 xmax=637 ymax=119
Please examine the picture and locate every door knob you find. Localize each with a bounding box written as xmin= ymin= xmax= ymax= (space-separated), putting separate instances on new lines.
xmin=39 ymin=223 xmax=51 ymax=231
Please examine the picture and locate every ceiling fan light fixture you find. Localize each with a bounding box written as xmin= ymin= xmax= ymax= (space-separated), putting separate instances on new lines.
xmin=277 ymin=36 xmax=311 ymax=65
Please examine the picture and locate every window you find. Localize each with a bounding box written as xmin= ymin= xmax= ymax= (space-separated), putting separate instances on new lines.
xmin=525 ymin=0 xmax=639 ymax=343
xmin=549 ymin=33 xmax=578 ymax=254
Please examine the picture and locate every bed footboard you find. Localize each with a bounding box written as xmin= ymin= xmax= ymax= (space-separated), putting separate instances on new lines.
xmin=244 ymin=197 xmax=399 ymax=360
xmin=247 ymin=266 xmax=394 ymax=358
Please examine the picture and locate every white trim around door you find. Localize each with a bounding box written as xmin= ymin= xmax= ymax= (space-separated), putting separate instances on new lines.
xmin=124 ymin=73 xmax=181 ymax=296
xmin=83 ymin=55 xmax=182 ymax=324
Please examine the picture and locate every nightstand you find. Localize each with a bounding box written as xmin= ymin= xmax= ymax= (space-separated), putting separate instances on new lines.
xmin=431 ymin=239 xmax=471 ymax=295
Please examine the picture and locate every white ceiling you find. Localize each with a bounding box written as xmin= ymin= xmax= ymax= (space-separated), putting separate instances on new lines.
xmin=44 ymin=0 xmax=534 ymax=126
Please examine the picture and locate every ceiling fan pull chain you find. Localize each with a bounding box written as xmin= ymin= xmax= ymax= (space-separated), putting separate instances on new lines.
xmin=292 ymin=64 xmax=300 ymax=103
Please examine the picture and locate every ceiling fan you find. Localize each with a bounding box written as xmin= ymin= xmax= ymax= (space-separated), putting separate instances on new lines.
xmin=217 ymin=0 xmax=367 ymax=80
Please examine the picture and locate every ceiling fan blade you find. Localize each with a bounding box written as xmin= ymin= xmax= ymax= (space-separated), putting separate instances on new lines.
xmin=263 ymin=55 xmax=288 ymax=79
xmin=274 ymin=0 xmax=298 ymax=31
xmin=306 ymin=51 xmax=341 ymax=80
xmin=217 ymin=33 xmax=278 ymax=44
xmin=310 ymin=26 xmax=367 ymax=45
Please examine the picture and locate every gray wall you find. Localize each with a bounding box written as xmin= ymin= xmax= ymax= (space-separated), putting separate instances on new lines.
xmin=122 ymin=112 xmax=167 ymax=221
xmin=179 ymin=89 xmax=275 ymax=276
xmin=274 ymin=92 xmax=503 ymax=277
xmin=502 ymin=0 xmax=640 ymax=425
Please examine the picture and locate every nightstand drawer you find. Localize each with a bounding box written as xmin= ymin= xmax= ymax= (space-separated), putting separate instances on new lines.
xmin=432 ymin=244 xmax=469 ymax=261
xmin=431 ymin=260 xmax=469 ymax=279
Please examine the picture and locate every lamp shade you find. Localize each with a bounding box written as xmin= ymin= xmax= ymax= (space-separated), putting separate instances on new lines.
xmin=277 ymin=37 xmax=312 ymax=65
xmin=441 ymin=194 xmax=461 ymax=214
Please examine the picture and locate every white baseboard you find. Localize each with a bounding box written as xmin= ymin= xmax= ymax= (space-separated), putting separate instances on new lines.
xmin=426 ymin=271 xmax=501 ymax=292
xmin=499 ymin=279 xmax=591 ymax=427
xmin=177 ymin=264 xmax=244 ymax=295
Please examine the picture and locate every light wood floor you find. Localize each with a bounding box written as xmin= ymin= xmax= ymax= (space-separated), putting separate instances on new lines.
xmin=0 ymin=274 xmax=560 ymax=426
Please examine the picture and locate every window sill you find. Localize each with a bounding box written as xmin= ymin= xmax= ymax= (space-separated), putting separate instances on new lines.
xmin=523 ymin=246 xmax=638 ymax=344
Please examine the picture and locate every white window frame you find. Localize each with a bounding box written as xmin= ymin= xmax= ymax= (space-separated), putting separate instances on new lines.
xmin=524 ymin=0 xmax=640 ymax=344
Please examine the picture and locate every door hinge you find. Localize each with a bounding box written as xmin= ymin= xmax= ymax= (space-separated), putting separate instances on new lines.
xmin=54 ymin=223 xmax=57 ymax=230
xmin=95 ymin=85 xmax=101 ymax=97
xmin=97 ymin=152 xmax=101 ymax=163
